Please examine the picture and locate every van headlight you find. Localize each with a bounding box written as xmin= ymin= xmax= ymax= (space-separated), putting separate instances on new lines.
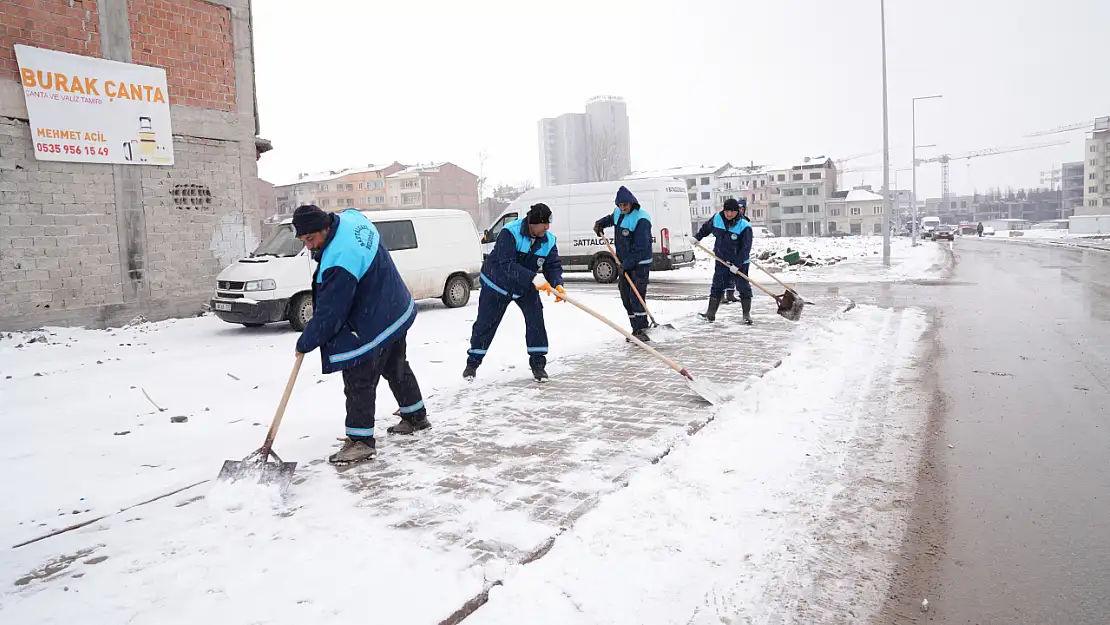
xmin=244 ymin=279 xmax=277 ymax=291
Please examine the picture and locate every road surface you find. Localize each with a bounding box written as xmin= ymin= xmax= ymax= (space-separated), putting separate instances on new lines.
xmin=826 ymin=239 xmax=1110 ymax=624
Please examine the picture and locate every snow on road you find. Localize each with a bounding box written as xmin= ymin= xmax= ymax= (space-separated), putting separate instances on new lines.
xmin=468 ymin=305 xmax=930 ymax=625
xmin=665 ymin=235 xmax=948 ymax=286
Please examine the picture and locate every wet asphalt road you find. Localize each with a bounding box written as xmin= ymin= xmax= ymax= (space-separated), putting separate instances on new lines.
xmin=829 ymin=239 xmax=1110 ymax=624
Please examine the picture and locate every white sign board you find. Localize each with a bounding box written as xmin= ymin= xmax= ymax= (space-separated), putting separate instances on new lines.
xmin=15 ymin=44 xmax=174 ymax=166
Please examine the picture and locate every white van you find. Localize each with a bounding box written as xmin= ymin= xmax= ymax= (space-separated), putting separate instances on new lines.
xmin=481 ymin=178 xmax=695 ymax=283
xmin=211 ymin=209 xmax=482 ymax=330
xmin=920 ymin=216 xmax=941 ymax=238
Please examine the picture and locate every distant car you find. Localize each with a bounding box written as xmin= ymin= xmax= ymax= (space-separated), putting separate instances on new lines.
xmin=932 ymin=225 xmax=956 ymax=241
xmin=982 ymin=226 xmax=996 ymax=236
xmin=752 ymin=226 xmax=776 ymax=238
xmin=827 ymin=231 xmax=850 ymax=238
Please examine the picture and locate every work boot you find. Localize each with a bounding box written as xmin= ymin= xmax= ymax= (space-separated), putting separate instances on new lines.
xmin=699 ymin=296 xmax=721 ymax=322
xmin=531 ymin=366 xmax=549 ymax=383
xmin=462 ymin=363 xmax=478 ymax=380
xmin=741 ymin=297 xmax=753 ymax=325
xmin=631 ymin=328 xmax=651 ymax=343
xmin=328 ymin=438 xmax=377 ymax=465
xmin=387 ymin=416 xmax=431 ymax=435
xmin=723 ymin=290 xmax=738 ymax=305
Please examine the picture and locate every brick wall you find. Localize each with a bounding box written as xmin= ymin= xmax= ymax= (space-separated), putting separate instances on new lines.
xmin=129 ymin=0 xmax=235 ymax=111
xmin=1 ymin=116 xmax=258 ymax=328
xmin=0 ymin=0 xmax=102 ymax=81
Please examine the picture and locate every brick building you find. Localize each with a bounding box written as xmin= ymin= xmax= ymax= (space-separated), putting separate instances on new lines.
xmin=272 ymin=162 xmax=406 ymax=220
xmin=385 ymin=162 xmax=479 ymax=224
xmin=0 ymin=0 xmax=268 ymax=330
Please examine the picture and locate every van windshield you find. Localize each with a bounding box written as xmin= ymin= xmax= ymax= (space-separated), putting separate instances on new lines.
xmin=252 ymin=224 xmax=304 ymax=257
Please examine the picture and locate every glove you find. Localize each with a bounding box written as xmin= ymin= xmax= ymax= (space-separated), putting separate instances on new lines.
xmin=554 ymin=285 xmax=566 ymax=303
xmin=594 ymin=220 xmax=606 ymax=237
xmin=729 ymin=264 xmax=741 ymax=275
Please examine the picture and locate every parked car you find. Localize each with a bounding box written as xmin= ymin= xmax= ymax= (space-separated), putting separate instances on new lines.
xmin=211 ymin=209 xmax=483 ymax=330
xmin=752 ymin=225 xmax=776 ymax=238
xmin=482 ymin=177 xmax=695 ymax=283
xmin=827 ymin=231 xmax=850 ymax=238
xmin=932 ymin=224 xmax=956 ymax=241
xmin=982 ymin=226 xmax=996 ymax=236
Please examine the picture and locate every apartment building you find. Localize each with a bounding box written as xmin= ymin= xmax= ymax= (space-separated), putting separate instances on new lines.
xmin=538 ymin=95 xmax=632 ymax=186
xmin=1077 ymin=116 xmax=1110 ymax=215
xmin=925 ymin=195 xmax=976 ymax=223
xmin=766 ymin=157 xmax=839 ymax=236
xmin=385 ymin=162 xmax=480 ymax=224
xmin=825 ymin=187 xmax=886 ymax=234
xmin=1062 ymin=161 xmax=1085 ymax=216
xmin=624 ymin=164 xmax=732 ymax=233
xmin=716 ymin=166 xmax=771 ymax=226
xmin=273 ymin=162 xmax=406 ymax=219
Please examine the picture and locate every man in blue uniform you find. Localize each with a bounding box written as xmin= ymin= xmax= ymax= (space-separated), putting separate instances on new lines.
xmin=693 ymin=198 xmax=753 ymax=324
xmin=293 ymin=205 xmax=429 ymax=466
xmin=465 ymin=203 xmax=565 ymax=382
xmin=722 ymin=198 xmax=753 ymax=307
xmin=593 ymin=186 xmax=654 ymax=342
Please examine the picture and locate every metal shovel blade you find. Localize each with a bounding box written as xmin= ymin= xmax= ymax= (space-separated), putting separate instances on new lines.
xmin=643 ymin=322 xmax=681 ymax=342
xmin=776 ymin=290 xmax=805 ymax=322
xmin=685 ymin=375 xmax=727 ymax=405
xmin=217 ymin=449 xmax=296 ymax=489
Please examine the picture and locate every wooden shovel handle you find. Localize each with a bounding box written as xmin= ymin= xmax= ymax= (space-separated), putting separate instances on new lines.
xmin=748 ymin=258 xmax=799 ymax=295
xmin=553 ymin=288 xmax=692 ymax=380
xmin=261 ymin=352 xmax=304 ymax=457
xmin=691 ymin=239 xmax=780 ymax=300
xmin=600 ymin=236 xmax=657 ymax=325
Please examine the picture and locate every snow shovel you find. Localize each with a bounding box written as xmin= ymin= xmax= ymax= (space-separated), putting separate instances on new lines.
xmin=541 ymin=287 xmax=723 ymax=404
xmin=692 ymin=240 xmax=804 ymax=321
xmin=599 ymin=237 xmax=677 ymax=338
xmin=217 ymin=352 xmax=303 ymax=487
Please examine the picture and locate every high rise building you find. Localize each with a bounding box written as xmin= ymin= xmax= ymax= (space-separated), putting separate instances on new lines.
xmin=538 ymin=96 xmax=632 ymax=186
xmin=1077 ymin=116 xmax=1110 ymax=215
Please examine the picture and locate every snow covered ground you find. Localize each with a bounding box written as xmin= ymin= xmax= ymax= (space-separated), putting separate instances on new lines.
xmin=0 ymin=249 xmax=941 ymax=624
xmin=665 ymin=234 xmax=949 ymax=286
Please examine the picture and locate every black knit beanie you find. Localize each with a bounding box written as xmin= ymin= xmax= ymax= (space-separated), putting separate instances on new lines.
xmin=527 ymin=203 xmax=552 ymax=225
xmin=292 ymin=205 xmax=332 ymax=236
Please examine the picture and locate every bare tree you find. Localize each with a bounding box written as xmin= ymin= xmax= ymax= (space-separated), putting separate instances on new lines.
xmin=587 ymin=127 xmax=623 ymax=182
xmin=492 ymin=181 xmax=534 ymax=204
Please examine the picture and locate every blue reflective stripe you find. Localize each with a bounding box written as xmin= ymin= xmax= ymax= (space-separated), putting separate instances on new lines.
xmin=480 ymin=273 xmax=509 ymax=296
xmin=527 ymin=346 xmax=548 ymax=353
xmin=398 ymin=400 xmax=424 ymax=414
xmin=346 ymin=426 xmax=375 ymax=437
xmin=637 ymin=258 xmax=652 ymax=265
xmin=329 ymin=298 xmax=415 ymax=364
xmin=468 ymin=348 xmax=487 ymax=355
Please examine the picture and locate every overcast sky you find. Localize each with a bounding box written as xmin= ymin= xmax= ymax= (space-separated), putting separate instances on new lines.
xmin=253 ymin=0 xmax=1109 ymax=199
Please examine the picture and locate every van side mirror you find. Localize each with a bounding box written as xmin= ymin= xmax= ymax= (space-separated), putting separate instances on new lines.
xmin=482 ymin=230 xmax=491 ymax=243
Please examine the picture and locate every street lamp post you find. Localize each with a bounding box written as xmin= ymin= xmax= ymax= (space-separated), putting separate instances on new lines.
xmin=880 ymin=0 xmax=891 ymax=266
xmin=911 ymin=95 xmax=942 ymax=246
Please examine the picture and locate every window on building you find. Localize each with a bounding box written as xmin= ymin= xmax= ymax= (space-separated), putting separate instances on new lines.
xmin=1091 ymin=186 xmax=1098 ymax=193
xmin=806 ymin=187 xmax=819 ymax=196
xmin=358 ymin=183 xmax=364 ymax=190
xmin=374 ymin=195 xmax=385 ymax=204
xmin=1106 ymin=142 xmax=1110 ymax=152
xmin=770 ymin=202 xmax=780 ymax=208
xmin=1089 ymin=200 xmax=1098 ymax=207
xmin=1105 ymin=184 xmax=1110 ymax=193
xmin=700 ymin=177 xmax=710 ymax=185
xmin=1092 ymin=145 xmax=1099 ymax=153
xmin=755 ymin=209 xmax=764 ymax=217
xmin=850 ymin=207 xmax=861 ymax=216
xmin=809 ymin=172 xmax=821 ymax=180
xmin=961 ymin=201 xmax=967 ymax=208
xmin=777 ymin=174 xmax=785 ymax=182
xmin=792 ymin=173 xmax=803 ymax=181
xmin=1104 ymin=198 xmax=1110 ymax=206
xmin=783 ymin=188 xmax=803 ymax=197
xmin=829 ymin=208 xmax=841 ymax=216
xmin=1091 ymin=159 xmax=1098 ymax=166
xmin=688 ymin=193 xmax=697 ymax=202
xmin=874 ymin=223 xmax=883 ymax=234
xmin=722 ymin=182 xmax=732 ymax=190
xmin=402 ymin=179 xmax=420 ymax=189
xmin=828 ymin=221 xmax=837 ymax=232
xmin=783 ymin=206 xmax=803 ymax=215
xmin=1091 ymin=173 xmax=1097 ymax=180
xmin=687 ymin=179 xmax=697 ymax=189
xmin=701 ymin=192 xmax=711 ymax=200
xmin=759 ymin=193 xmax=765 ymax=200
xmin=320 ymin=199 xmax=330 ymax=208
xmin=807 ymin=205 xmax=820 ymax=213
xmin=873 ymin=206 xmax=883 ymax=214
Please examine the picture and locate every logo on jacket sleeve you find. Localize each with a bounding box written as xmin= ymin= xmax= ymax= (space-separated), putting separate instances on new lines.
xmin=731 ymin=233 xmax=738 ymax=240
xmin=622 ymin=229 xmax=630 ymax=236
xmin=537 ymin=258 xmax=545 ymax=268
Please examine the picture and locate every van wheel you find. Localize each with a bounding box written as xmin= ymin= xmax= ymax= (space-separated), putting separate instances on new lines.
xmin=442 ymin=275 xmax=471 ymax=308
xmin=592 ymin=255 xmax=619 ymax=283
xmin=288 ymin=293 xmax=313 ymax=332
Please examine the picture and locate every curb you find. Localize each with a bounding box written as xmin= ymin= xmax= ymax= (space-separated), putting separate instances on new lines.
xmin=979 ymin=236 xmax=1110 ymax=254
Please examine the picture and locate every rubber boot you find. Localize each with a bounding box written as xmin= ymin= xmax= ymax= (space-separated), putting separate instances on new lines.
xmin=699 ymin=297 xmax=721 ymax=322
xmin=741 ymin=297 xmax=753 ymax=325
xmin=387 ymin=416 xmax=431 ymax=435
xmin=723 ymin=290 xmax=737 ymax=305
xmin=462 ymin=363 xmax=477 ymax=380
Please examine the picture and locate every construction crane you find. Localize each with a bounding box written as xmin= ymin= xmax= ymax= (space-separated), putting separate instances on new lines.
xmin=915 ymin=140 xmax=1069 ymax=207
xmin=1025 ymin=115 xmax=1109 ymax=138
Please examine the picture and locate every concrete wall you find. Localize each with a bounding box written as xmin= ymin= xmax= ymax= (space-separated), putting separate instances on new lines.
xmin=0 ymin=0 xmax=263 ymax=330
xmin=1069 ymin=214 xmax=1110 ymax=234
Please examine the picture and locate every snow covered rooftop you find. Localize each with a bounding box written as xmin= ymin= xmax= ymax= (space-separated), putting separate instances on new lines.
xmin=718 ymin=166 xmax=769 ymax=178
xmin=845 ymin=188 xmax=884 ymax=202
xmin=624 ymin=164 xmax=731 ymax=180
xmin=388 ymin=162 xmax=447 ymax=177
xmin=272 ymin=163 xmax=405 ymax=188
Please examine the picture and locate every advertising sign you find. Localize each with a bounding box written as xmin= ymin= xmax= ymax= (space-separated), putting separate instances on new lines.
xmin=15 ymin=44 xmax=174 ymax=166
